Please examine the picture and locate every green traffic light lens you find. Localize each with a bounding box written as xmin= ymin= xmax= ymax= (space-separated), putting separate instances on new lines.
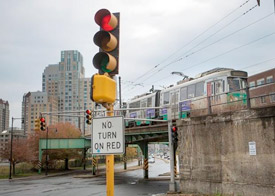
xmin=100 ymin=55 xmax=111 ymax=73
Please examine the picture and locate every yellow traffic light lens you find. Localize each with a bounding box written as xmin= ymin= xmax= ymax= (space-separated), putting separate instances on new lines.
xmin=94 ymin=31 xmax=117 ymax=52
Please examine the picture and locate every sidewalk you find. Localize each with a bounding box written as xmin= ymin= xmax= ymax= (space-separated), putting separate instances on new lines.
xmin=0 ymin=159 xmax=142 ymax=181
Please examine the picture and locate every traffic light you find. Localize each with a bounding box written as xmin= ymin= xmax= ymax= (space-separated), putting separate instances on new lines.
xmin=34 ymin=118 xmax=40 ymax=131
xmin=90 ymin=74 xmax=116 ymax=103
xmin=93 ymin=9 xmax=120 ymax=76
xmin=40 ymin=117 xmax=46 ymax=131
xmin=86 ymin=109 xmax=92 ymax=125
xmin=171 ymin=126 xmax=178 ymax=146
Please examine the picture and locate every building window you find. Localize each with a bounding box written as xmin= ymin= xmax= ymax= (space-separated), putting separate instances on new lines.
xmin=257 ymin=78 xmax=265 ymax=86
xmin=266 ymin=76 xmax=273 ymax=84
xmin=249 ymin=81 xmax=255 ymax=88
xmin=260 ymin=96 xmax=266 ymax=104
xmin=270 ymin=92 xmax=275 ymax=103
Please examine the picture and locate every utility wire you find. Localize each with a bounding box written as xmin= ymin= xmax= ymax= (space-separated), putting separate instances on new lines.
xmin=122 ymin=0 xmax=251 ymax=91
xmin=138 ymin=3 xmax=260 ymax=82
xmin=182 ymin=31 xmax=275 ymax=72
xmin=132 ymin=32 xmax=275 ymax=92
xmin=185 ymin=12 xmax=274 ymax=58
xmin=124 ymin=5 xmax=265 ymax=94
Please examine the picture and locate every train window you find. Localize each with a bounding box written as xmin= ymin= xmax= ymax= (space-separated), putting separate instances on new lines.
xmin=141 ymin=100 xmax=146 ymax=108
xmin=147 ymin=97 xmax=152 ymax=107
xmin=228 ymin=78 xmax=240 ymax=92
xmin=163 ymin=92 xmax=170 ymax=105
xmin=129 ymin=101 xmax=140 ymax=112
xmin=241 ymin=79 xmax=247 ymax=89
xmin=187 ymin=84 xmax=195 ymax=99
xmin=215 ymin=80 xmax=223 ymax=94
xmin=180 ymin=87 xmax=187 ymax=101
xmin=195 ymin=82 xmax=204 ymax=97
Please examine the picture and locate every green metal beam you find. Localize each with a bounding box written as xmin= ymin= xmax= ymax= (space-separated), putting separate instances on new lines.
xmin=38 ymin=138 xmax=91 ymax=174
xmin=39 ymin=138 xmax=91 ymax=150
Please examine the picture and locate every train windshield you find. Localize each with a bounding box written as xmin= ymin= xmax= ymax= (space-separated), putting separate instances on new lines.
xmin=228 ymin=77 xmax=247 ymax=92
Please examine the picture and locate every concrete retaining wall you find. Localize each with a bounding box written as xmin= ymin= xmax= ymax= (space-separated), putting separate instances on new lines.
xmin=177 ymin=106 xmax=275 ymax=196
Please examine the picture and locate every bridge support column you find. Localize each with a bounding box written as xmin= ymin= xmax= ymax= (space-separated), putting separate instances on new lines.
xmin=83 ymin=148 xmax=87 ymax=170
xmin=123 ymin=144 xmax=128 ymax=170
xmin=139 ymin=142 xmax=149 ymax=179
xmin=38 ymin=143 xmax=43 ymax=174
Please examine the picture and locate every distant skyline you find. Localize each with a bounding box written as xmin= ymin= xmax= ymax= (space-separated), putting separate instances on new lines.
xmin=0 ymin=0 xmax=275 ymax=127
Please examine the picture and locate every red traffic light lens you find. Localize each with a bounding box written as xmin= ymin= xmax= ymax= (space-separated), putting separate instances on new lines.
xmin=40 ymin=117 xmax=45 ymax=122
xmin=86 ymin=109 xmax=91 ymax=114
xmin=101 ymin=15 xmax=114 ymax=31
xmin=172 ymin=126 xmax=177 ymax=132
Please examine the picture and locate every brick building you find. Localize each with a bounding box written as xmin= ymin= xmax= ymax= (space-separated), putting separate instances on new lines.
xmin=248 ymin=68 xmax=275 ymax=107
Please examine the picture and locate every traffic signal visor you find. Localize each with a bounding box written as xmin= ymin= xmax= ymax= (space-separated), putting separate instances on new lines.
xmin=91 ymin=74 xmax=116 ymax=103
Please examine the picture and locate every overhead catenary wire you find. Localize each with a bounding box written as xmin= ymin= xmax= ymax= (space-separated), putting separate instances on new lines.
xmin=127 ymin=31 xmax=275 ymax=95
xmin=122 ymin=0 xmax=252 ymax=92
xmin=181 ymin=31 xmax=275 ymax=72
xmin=132 ymin=3 xmax=260 ymax=84
xmin=122 ymin=1 xmax=274 ymax=99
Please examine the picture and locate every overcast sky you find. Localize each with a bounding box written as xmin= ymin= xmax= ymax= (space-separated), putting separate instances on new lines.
xmin=0 ymin=0 xmax=275 ymax=127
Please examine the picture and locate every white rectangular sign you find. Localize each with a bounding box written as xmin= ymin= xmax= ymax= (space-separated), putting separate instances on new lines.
xmin=249 ymin=141 xmax=256 ymax=156
xmin=92 ymin=116 xmax=124 ymax=155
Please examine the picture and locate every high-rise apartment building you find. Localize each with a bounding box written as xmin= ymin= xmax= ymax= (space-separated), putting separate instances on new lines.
xmin=41 ymin=50 xmax=94 ymax=133
xmin=22 ymin=92 xmax=58 ymax=136
xmin=0 ymin=99 xmax=9 ymax=133
xmin=22 ymin=50 xmax=94 ymax=136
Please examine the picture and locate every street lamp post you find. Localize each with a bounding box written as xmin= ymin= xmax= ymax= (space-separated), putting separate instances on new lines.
xmin=45 ymin=126 xmax=49 ymax=176
xmin=9 ymin=117 xmax=14 ymax=180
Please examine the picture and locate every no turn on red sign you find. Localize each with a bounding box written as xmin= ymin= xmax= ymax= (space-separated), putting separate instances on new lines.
xmin=91 ymin=116 xmax=125 ymax=155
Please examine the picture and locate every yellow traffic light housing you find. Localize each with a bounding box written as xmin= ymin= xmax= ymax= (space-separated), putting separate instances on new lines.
xmin=34 ymin=118 xmax=40 ymax=131
xmin=91 ymin=74 xmax=116 ymax=103
xmin=93 ymin=9 xmax=120 ymax=76
xmin=86 ymin=110 xmax=92 ymax=125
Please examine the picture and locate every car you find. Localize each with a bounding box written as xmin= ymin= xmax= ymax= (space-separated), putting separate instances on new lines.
xmin=148 ymin=156 xmax=155 ymax=163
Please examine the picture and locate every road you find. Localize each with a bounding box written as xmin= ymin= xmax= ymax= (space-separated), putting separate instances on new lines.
xmin=0 ymin=158 xmax=171 ymax=196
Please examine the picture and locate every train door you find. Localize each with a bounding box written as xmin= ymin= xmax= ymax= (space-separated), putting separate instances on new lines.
xmin=207 ymin=80 xmax=224 ymax=107
xmin=171 ymin=90 xmax=179 ymax=119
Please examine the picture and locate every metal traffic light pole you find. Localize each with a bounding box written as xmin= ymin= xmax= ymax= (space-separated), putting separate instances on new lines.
xmin=167 ymin=106 xmax=177 ymax=192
